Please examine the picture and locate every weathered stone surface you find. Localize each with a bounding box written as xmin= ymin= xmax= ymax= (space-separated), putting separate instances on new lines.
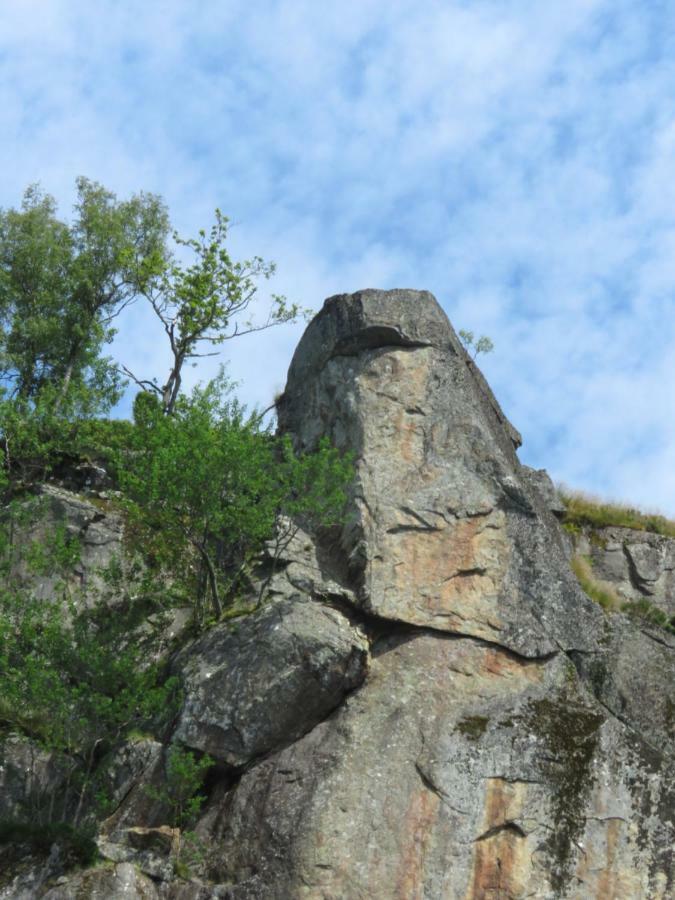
xmin=521 ymin=465 xmax=566 ymax=516
xmin=575 ymin=525 xmax=675 ymax=617
xmin=172 ymin=595 xmax=369 ymax=766
xmin=571 ymin=620 xmax=675 ymax=757
xmin=200 ymin=632 xmax=674 ymax=899
xmin=5 ymin=485 xmax=124 ymax=606
xmin=97 ymin=738 xmax=169 ymax=832
xmin=98 ymin=826 xmax=180 ymax=881
xmin=41 ymin=862 xmax=160 ymax=899
xmin=0 ymin=733 xmax=70 ymax=822
xmin=278 ymin=289 xmax=603 ymax=658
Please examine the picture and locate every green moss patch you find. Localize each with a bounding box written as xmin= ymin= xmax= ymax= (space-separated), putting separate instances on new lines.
xmin=455 ymin=715 xmax=489 ymax=741
xmin=522 ymin=698 xmax=603 ymax=894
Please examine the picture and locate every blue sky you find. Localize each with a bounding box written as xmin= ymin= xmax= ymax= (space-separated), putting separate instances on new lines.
xmin=2 ymin=0 xmax=675 ymax=512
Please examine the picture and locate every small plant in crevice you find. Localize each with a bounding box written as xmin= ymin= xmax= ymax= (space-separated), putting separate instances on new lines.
xmin=146 ymin=745 xmax=215 ymax=830
xmin=458 ymin=329 xmax=494 ymax=360
xmin=145 ymin=745 xmax=214 ymax=879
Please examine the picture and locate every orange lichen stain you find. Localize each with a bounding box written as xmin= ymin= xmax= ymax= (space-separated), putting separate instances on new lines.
xmin=480 ymin=648 xmax=544 ymax=684
xmin=595 ymin=817 xmax=622 ymax=900
xmin=574 ymin=817 xmax=642 ymax=900
xmin=394 ymin=788 xmax=440 ymax=900
xmin=384 ymin=511 xmax=509 ymax=631
xmin=464 ymin=779 xmax=529 ymax=900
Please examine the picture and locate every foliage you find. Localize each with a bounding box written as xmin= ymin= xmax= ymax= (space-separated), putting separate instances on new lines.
xmin=0 ymin=178 xmax=169 ymax=489
xmin=0 ymin=507 xmax=179 ymax=825
xmin=119 ymin=371 xmax=353 ymax=622
xmin=559 ymin=488 xmax=675 ymax=539
xmin=0 ymin=178 xmax=168 ymax=409
xmin=458 ymin=329 xmax=494 ymax=359
xmin=127 ymin=209 xmax=305 ymax=414
xmin=147 ymin=745 xmax=214 ymax=828
xmin=0 ymin=820 xmax=98 ymax=867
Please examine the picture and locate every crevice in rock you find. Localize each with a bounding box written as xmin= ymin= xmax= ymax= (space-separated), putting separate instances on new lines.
xmin=474 ymin=822 xmax=527 ymax=842
xmin=386 ymin=523 xmax=442 ymax=535
xmin=639 ymin=627 xmax=675 ymax=651
xmin=329 ymin=331 xmax=433 ymax=361
xmin=313 ymin=587 xmax=562 ymax=665
xmin=623 ymin=543 xmax=653 ymax=597
xmin=415 ymin=762 xmax=469 ymax=815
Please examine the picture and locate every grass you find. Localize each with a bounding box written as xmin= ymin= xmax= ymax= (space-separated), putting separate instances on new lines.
xmin=570 ymin=555 xmax=622 ymax=611
xmin=559 ymin=488 xmax=675 ymax=539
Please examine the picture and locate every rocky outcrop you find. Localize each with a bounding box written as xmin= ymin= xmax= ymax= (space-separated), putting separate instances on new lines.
xmin=0 ymin=734 xmax=70 ymax=823
xmin=4 ymin=485 xmax=125 ymax=607
xmin=205 ymin=289 xmax=675 ymax=898
xmin=3 ymin=289 xmax=674 ymax=898
xmin=574 ymin=525 xmax=675 ymax=618
xmin=278 ymin=290 xmax=605 ymax=659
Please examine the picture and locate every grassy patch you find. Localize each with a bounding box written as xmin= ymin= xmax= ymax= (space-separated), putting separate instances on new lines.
xmin=559 ymin=488 xmax=675 ymax=539
xmin=570 ymin=555 xmax=622 ymax=611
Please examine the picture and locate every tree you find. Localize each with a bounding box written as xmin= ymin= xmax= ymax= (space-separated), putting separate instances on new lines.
xmin=0 ymin=178 xmax=169 ymax=410
xmin=126 ymin=210 xmax=303 ymax=415
xmin=0 ymin=179 xmax=169 ymax=487
xmin=458 ymin=329 xmax=494 ymax=360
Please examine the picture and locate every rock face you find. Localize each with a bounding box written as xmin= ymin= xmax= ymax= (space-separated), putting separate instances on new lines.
xmin=205 ymin=290 xmax=675 ymax=898
xmin=574 ymin=525 xmax=675 ymax=617
xmin=278 ymin=290 xmax=603 ymax=658
xmin=0 ymin=734 xmax=69 ymax=822
xmin=4 ymin=484 xmax=125 ymax=607
xmin=4 ymin=289 xmax=674 ymax=898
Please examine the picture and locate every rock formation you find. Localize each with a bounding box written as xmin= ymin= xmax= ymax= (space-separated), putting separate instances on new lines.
xmin=573 ymin=525 xmax=675 ymax=618
xmin=199 ymin=290 xmax=675 ymax=899
xmin=1 ymin=289 xmax=673 ymax=899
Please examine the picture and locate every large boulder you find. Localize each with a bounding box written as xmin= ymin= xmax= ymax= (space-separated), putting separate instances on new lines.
xmin=172 ymin=595 xmax=369 ymax=766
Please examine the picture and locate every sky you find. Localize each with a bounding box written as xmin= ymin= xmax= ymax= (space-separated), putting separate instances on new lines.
xmin=1 ymin=0 xmax=675 ymax=513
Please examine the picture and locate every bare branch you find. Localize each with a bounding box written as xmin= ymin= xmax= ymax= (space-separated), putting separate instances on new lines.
xmin=118 ymin=364 xmax=162 ymax=395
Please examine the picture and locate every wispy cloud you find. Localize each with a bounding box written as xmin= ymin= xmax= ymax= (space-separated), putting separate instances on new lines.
xmin=2 ymin=0 xmax=675 ymax=511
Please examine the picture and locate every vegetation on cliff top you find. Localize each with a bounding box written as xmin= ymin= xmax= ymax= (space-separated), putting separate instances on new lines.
xmin=559 ymin=487 xmax=675 ymax=538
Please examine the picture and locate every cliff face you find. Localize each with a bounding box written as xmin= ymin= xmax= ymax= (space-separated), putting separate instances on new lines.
xmin=208 ymin=290 xmax=675 ymax=899
xmin=2 ymin=290 xmax=674 ymax=899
